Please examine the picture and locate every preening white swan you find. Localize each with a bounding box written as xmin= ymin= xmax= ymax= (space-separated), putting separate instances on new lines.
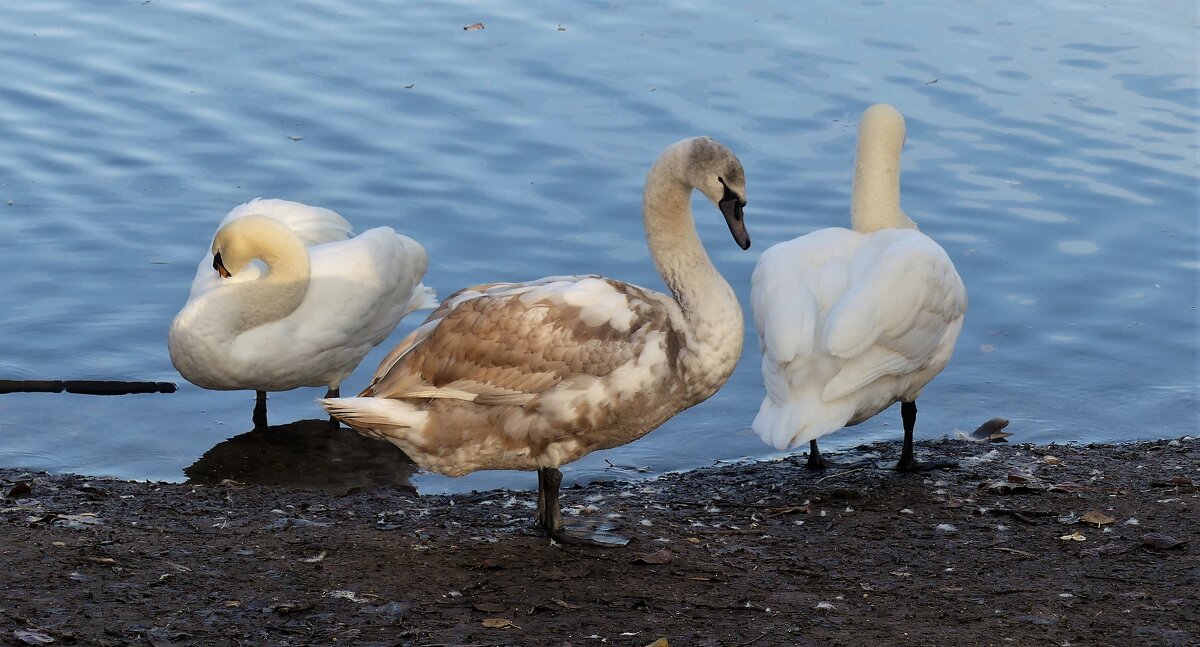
xmin=168 ymin=198 xmax=436 ymax=427
xmin=322 ymin=137 xmax=750 ymax=543
xmin=751 ymin=104 xmax=967 ymax=471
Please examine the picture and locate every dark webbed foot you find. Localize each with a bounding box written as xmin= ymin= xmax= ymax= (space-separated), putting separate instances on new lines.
xmin=548 ymin=519 xmax=629 ymax=547
xmin=536 ymin=467 xmax=628 ymax=547
xmin=895 ymin=457 xmax=958 ymax=472
xmin=895 ymin=400 xmax=956 ymax=473
xmin=806 ymin=439 xmax=875 ymax=471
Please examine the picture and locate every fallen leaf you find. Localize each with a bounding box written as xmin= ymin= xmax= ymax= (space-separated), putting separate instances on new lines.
xmin=1080 ymin=511 xmax=1115 ymax=526
xmin=463 ymin=22 xmax=485 ymax=31
xmin=13 ymin=629 xmax=54 ymax=645
xmin=643 ymin=640 xmax=669 ymax=647
xmin=551 ymin=598 xmax=581 ymax=609
xmin=1042 ymin=455 xmax=1063 ymax=466
xmin=481 ymin=618 xmax=517 ymax=629
xmin=1059 ymin=531 xmax=1086 ymax=541
xmin=1007 ymin=472 xmax=1035 ymax=483
xmin=298 ymin=550 xmax=327 ymax=563
xmin=1141 ymin=533 xmax=1187 ymax=550
xmin=632 ymin=549 xmax=672 ymax=565
xmin=472 ymin=558 xmax=503 ymax=570
xmin=980 ymin=480 xmax=1045 ymax=494
xmin=473 ymin=602 xmax=507 ymax=613
xmin=1048 ymin=482 xmax=1093 ymax=493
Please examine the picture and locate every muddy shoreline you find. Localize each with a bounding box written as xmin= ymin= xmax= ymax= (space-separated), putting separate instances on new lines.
xmin=0 ymin=438 xmax=1195 ymax=646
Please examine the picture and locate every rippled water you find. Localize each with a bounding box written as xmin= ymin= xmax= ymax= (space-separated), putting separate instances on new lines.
xmin=0 ymin=0 xmax=1195 ymax=493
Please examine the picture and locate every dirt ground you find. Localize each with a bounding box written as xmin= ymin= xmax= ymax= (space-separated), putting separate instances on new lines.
xmin=0 ymin=436 xmax=1195 ymax=646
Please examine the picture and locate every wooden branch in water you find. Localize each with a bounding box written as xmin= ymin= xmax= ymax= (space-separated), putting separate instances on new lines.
xmin=0 ymin=380 xmax=177 ymax=395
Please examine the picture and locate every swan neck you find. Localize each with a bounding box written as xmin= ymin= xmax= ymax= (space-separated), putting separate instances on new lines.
xmin=230 ymin=236 xmax=311 ymax=334
xmin=643 ymin=158 xmax=743 ymax=390
xmin=850 ymin=123 xmax=914 ymax=232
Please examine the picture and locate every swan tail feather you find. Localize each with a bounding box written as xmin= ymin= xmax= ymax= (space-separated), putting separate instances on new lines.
xmin=752 ymin=396 xmax=844 ymax=451
xmin=319 ymin=397 xmax=429 ymax=443
xmin=407 ymin=283 xmax=439 ymax=314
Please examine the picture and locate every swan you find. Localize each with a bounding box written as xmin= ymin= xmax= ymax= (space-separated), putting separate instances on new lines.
xmin=751 ymin=104 xmax=967 ymax=471
xmin=169 ymin=198 xmax=436 ymax=427
xmin=321 ymin=137 xmax=750 ymax=544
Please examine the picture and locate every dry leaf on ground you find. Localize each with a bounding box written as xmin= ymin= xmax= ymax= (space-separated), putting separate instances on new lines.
xmin=1080 ymin=511 xmax=1115 ymax=526
xmin=1141 ymin=533 xmax=1187 ymax=550
xmin=632 ymin=549 xmax=672 ymax=565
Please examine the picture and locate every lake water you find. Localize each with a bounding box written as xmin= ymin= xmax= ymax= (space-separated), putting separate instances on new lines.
xmin=0 ymin=0 xmax=1195 ymax=494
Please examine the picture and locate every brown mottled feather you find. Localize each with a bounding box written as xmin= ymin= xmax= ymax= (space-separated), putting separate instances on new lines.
xmin=362 ymin=276 xmax=675 ymax=407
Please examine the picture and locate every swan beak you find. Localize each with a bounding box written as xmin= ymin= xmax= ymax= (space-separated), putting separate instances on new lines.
xmin=213 ymin=251 xmax=232 ymax=278
xmin=720 ymin=197 xmax=750 ymax=250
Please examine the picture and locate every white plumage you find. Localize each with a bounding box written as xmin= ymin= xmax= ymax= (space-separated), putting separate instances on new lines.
xmin=321 ymin=137 xmax=751 ymax=543
xmin=168 ymin=198 xmax=435 ymax=424
xmin=751 ymin=104 xmax=967 ymax=471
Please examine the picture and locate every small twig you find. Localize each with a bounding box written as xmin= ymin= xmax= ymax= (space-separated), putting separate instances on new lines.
xmin=815 ymin=466 xmax=871 ymax=484
xmin=739 ymin=631 xmax=770 ymax=645
xmin=992 ymin=546 xmax=1036 ymax=558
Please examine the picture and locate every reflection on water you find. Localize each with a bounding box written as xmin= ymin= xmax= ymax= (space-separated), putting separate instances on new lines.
xmin=0 ymin=0 xmax=1195 ymax=492
xmin=185 ymin=419 xmax=416 ymax=495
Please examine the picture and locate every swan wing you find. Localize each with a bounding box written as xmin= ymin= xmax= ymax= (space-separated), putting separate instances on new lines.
xmin=821 ymin=230 xmax=966 ymax=401
xmin=362 ymin=275 xmax=673 ymax=406
xmin=218 ymin=198 xmax=353 ymax=246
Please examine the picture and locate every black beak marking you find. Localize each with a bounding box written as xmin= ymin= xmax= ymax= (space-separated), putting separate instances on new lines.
xmin=213 ymin=251 xmax=231 ymax=278
xmin=718 ymin=179 xmax=750 ymax=250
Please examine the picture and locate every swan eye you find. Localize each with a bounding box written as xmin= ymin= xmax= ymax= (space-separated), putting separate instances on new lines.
xmin=717 ymin=178 xmax=745 ymax=212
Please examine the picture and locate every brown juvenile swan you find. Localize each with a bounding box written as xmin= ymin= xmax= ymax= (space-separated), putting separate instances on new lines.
xmin=322 ymin=137 xmax=750 ymax=544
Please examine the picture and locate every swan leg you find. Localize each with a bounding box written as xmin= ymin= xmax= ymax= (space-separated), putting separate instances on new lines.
xmin=806 ymin=439 xmax=875 ymax=471
xmin=536 ymin=467 xmax=627 ymax=547
xmin=324 ymin=387 xmax=341 ymax=427
xmin=896 ymin=400 xmax=956 ymax=472
xmin=253 ymin=391 xmax=268 ymax=429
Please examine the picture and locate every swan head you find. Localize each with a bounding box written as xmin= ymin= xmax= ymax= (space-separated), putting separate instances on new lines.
xmin=210 ymin=214 xmax=303 ymax=278
xmin=851 ymin=104 xmax=917 ymax=232
xmin=859 ymin=103 xmax=906 ymax=151
xmin=672 ymin=136 xmax=750 ymax=250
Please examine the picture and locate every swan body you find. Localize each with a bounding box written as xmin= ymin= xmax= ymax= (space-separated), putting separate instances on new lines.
xmin=322 ymin=137 xmax=750 ymax=542
xmin=751 ymin=104 xmax=966 ymax=469
xmin=169 ymin=198 xmax=436 ymax=399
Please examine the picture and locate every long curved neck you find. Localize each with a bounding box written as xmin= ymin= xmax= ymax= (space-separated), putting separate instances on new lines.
xmin=225 ymin=233 xmax=311 ymax=334
xmin=850 ymin=114 xmax=916 ymax=233
xmin=643 ymin=157 xmax=743 ymax=394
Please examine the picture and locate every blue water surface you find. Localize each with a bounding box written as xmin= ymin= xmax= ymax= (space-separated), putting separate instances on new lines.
xmin=0 ymin=0 xmax=1195 ymax=493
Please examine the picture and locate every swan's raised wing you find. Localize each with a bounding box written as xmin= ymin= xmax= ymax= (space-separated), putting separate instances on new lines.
xmin=361 ymin=276 xmax=675 ymax=406
xmin=821 ymin=230 xmax=966 ymax=401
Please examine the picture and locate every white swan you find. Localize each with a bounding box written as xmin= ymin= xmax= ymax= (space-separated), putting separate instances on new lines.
xmin=169 ymin=198 xmax=436 ymax=427
xmin=321 ymin=137 xmax=750 ymax=543
xmin=751 ymin=104 xmax=967 ymax=471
